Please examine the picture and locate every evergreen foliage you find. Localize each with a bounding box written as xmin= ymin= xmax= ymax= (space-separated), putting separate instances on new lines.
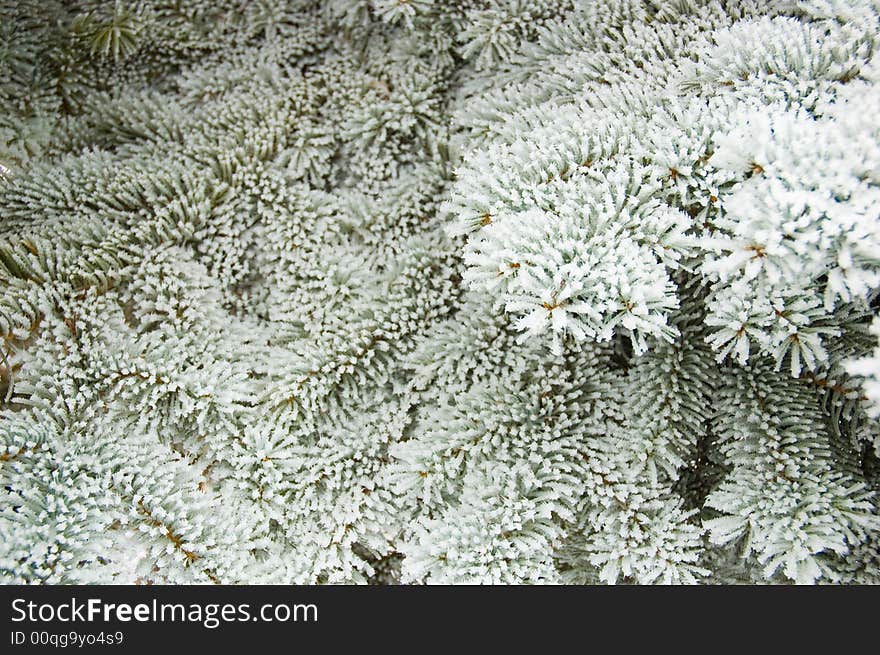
xmin=1 ymin=0 xmax=878 ymax=584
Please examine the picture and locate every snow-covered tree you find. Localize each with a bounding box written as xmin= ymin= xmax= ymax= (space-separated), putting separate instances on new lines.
xmin=1 ymin=0 xmax=878 ymax=584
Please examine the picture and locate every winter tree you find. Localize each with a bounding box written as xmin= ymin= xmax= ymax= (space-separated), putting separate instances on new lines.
xmin=1 ymin=0 xmax=878 ymax=584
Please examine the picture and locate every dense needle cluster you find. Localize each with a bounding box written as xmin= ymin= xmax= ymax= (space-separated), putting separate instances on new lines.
xmin=1 ymin=0 xmax=879 ymax=584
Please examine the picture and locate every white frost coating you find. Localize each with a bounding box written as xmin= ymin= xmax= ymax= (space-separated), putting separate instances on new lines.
xmin=1 ymin=0 xmax=879 ymax=585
